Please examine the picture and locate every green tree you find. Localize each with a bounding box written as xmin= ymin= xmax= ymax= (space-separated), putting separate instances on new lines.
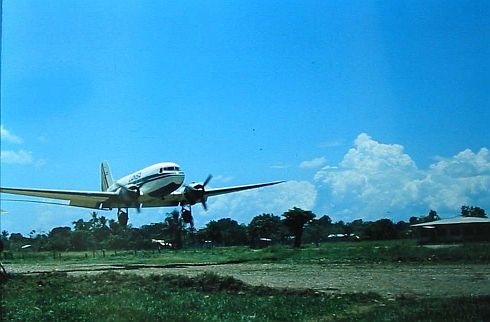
xmin=395 ymin=221 xmax=411 ymax=238
xmin=364 ymin=219 xmax=398 ymax=240
xmin=202 ymin=218 xmax=248 ymax=246
xmin=73 ymin=218 xmax=91 ymax=231
xmin=72 ymin=213 xmax=112 ymax=249
xmin=106 ymin=234 xmax=129 ymax=250
xmin=9 ymin=233 xmax=29 ymax=250
xmin=91 ymin=214 xmax=111 ymax=245
xmin=127 ymin=228 xmax=149 ymax=249
xmin=282 ymin=207 xmax=316 ymax=248
xmin=48 ymin=227 xmax=72 ymax=251
xmin=164 ymin=210 xmax=183 ymax=249
xmin=461 ymin=205 xmax=487 ymax=218
xmin=108 ymin=219 xmax=124 ymax=235
xmin=32 ymin=233 xmax=50 ymax=251
xmin=427 ymin=209 xmax=440 ymax=221
xmin=248 ymin=214 xmax=286 ymax=247
xmin=303 ymin=215 xmax=333 ymax=245
xmin=348 ymin=219 xmax=364 ymax=237
xmin=140 ymin=223 xmax=167 ymax=240
xmin=409 ymin=209 xmax=440 ymax=225
xmin=93 ymin=225 xmax=111 ymax=244
xmin=70 ymin=230 xmax=95 ymax=251
xmin=1 ymin=231 xmax=9 ymax=251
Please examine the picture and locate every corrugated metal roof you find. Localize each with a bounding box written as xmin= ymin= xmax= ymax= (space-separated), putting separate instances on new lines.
xmin=411 ymin=216 xmax=490 ymax=227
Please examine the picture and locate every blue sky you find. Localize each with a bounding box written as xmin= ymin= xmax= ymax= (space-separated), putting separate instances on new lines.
xmin=1 ymin=1 xmax=489 ymax=235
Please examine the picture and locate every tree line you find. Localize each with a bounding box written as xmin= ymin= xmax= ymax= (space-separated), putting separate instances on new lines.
xmin=1 ymin=205 xmax=486 ymax=252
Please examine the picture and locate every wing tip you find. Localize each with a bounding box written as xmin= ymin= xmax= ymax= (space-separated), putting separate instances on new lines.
xmin=263 ymin=180 xmax=286 ymax=186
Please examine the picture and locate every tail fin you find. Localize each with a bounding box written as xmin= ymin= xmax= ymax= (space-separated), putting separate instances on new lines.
xmin=101 ymin=161 xmax=114 ymax=191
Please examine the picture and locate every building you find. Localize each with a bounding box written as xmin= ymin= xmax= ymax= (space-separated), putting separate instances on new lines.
xmin=411 ymin=216 xmax=490 ymax=244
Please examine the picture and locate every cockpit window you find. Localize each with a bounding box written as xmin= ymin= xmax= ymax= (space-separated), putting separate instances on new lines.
xmin=163 ymin=166 xmax=180 ymax=171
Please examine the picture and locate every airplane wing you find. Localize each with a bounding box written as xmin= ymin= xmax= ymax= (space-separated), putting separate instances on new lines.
xmin=0 ymin=187 xmax=118 ymax=209
xmin=1 ymin=181 xmax=285 ymax=209
xmin=141 ymin=181 xmax=285 ymax=208
xmin=204 ymin=181 xmax=285 ymax=198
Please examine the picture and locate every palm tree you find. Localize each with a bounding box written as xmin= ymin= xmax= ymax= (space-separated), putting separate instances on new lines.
xmin=165 ymin=210 xmax=183 ymax=249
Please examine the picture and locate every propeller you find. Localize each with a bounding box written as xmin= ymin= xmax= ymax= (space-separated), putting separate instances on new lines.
xmin=116 ymin=183 xmax=142 ymax=212
xmin=184 ymin=175 xmax=212 ymax=210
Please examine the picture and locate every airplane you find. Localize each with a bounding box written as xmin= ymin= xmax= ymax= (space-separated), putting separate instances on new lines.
xmin=0 ymin=161 xmax=284 ymax=227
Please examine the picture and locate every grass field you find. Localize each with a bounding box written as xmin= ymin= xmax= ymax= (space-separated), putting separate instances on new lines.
xmin=2 ymin=241 xmax=490 ymax=321
xmin=3 ymin=240 xmax=490 ymax=266
xmin=2 ymin=271 xmax=489 ymax=321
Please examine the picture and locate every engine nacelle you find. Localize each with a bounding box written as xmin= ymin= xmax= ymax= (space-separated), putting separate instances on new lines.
xmin=182 ymin=175 xmax=212 ymax=210
xmin=183 ymin=184 xmax=204 ymax=205
xmin=118 ymin=185 xmax=141 ymax=203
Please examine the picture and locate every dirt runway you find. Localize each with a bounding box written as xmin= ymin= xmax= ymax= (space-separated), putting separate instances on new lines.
xmin=5 ymin=262 xmax=490 ymax=298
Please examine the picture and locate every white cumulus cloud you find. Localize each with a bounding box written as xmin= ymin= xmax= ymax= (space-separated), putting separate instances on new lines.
xmin=314 ymin=133 xmax=490 ymax=221
xmin=0 ymin=125 xmax=45 ymax=166
xmin=1 ymin=150 xmax=34 ymax=164
xmin=299 ymin=157 xmax=327 ymax=169
xmin=419 ymin=148 xmax=490 ymax=210
xmin=0 ymin=125 xmax=23 ymax=144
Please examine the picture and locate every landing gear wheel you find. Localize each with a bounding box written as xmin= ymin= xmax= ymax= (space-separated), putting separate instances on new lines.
xmin=180 ymin=205 xmax=194 ymax=228
xmin=117 ymin=208 xmax=129 ymax=228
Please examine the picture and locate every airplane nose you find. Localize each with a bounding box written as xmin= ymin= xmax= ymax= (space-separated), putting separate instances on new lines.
xmin=177 ymin=172 xmax=185 ymax=184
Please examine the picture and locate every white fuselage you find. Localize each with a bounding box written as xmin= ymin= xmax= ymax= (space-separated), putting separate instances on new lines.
xmin=108 ymin=162 xmax=185 ymax=200
xmin=0 ymin=161 xmax=284 ymax=213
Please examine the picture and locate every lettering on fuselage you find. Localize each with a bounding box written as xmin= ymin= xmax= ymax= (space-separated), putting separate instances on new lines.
xmin=129 ymin=172 xmax=142 ymax=183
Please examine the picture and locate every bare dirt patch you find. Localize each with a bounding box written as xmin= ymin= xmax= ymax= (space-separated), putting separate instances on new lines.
xmin=5 ymin=262 xmax=490 ymax=298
